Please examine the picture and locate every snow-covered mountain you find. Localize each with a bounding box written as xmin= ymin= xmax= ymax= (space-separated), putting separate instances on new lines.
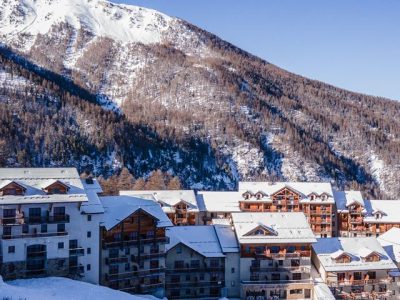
xmin=0 ymin=0 xmax=399 ymax=198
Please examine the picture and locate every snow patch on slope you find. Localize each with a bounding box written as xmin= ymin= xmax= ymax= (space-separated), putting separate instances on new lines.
xmin=0 ymin=276 xmax=159 ymax=300
xmin=369 ymin=152 xmax=386 ymax=191
xmin=0 ymin=0 xmax=173 ymax=44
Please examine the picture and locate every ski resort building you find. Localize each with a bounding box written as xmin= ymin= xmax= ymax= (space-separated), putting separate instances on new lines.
xmin=164 ymin=225 xmax=240 ymax=299
xmin=334 ymin=191 xmax=400 ymax=237
xmin=0 ymin=168 xmax=103 ymax=284
xmin=98 ymin=196 xmax=172 ymax=297
xmin=312 ymin=237 xmax=397 ymax=299
xmin=120 ymin=190 xmax=203 ymax=226
xmin=231 ymin=212 xmax=316 ymax=300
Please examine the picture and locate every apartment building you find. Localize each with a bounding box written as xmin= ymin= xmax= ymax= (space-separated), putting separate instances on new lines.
xmin=196 ymin=191 xmax=241 ymax=225
xmin=312 ymin=237 xmax=396 ymax=299
xmin=232 ymin=212 xmax=316 ymax=300
xmin=164 ymin=225 xmax=240 ymax=299
xmin=120 ymin=190 xmax=203 ymax=226
xmin=335 ymin=191 xmax=400 ymax=237
xmin=0 ymin=168 xmax=103 ymax=284
xmin=99 ymin=196 xmax=172 ymax=297
xmin=237 ymin=182 xmax=336 ymax=237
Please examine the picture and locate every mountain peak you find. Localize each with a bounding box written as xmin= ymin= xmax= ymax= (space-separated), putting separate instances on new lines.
xmin=0 ymin=0 xmax=173 ymax=44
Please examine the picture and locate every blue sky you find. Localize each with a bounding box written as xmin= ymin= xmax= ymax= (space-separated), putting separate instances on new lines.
xmin=115 ymin=1 xmax=400 ymax=100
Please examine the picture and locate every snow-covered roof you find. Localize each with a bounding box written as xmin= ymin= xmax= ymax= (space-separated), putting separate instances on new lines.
xmin=120 ymin=190 xmax=202 ymax=212
xmin=333 ymin=190 xmax=365 ymax=211
xmin=196 ymin=191 xmax=241 ymax=213
xmin=313 ymin=237 xmax=396 ymax=272
xmin=363 ymin=200 xmax=400 ymax=223
xmin=211 ymin=218 xmax=231 ymax=226
xmin=314 ymin=282 xmax=336 ymax=300
xmin=214 ymin=225 xmax=240 ymax=253
xmin=100 ymin=196 xmax=172 ymax=231
xmin=238 ymin=182 xmax=335 ymax=204
xmin=378 ymin=228 xmax=400 ymax=264
xmin=232 ymin=212 xmax=317 ymax=244
xmin=0 ymin=168 xmax=88 ymax=204
xmin=166 ymin=226 xmax=229 ymax=257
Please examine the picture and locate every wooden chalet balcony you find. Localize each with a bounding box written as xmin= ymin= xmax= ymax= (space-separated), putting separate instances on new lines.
xmin=250 ymin=265 xmax=311 ymax=273
xmin=105 ymin=256 xmax=129 ymax=265
xmin=242 ymin=279 xmax=312 ymax=285
xmin=0 ymin=215 xmax=70 ymax=225
xmin=102 ymin=236 xmax=169 ymax=248
xmin=310 ymin=210 xmax=331 ymax=215
xmin=165 ymin=280 xmax=225 ymax=288
xmin=255 ymin=250 xmax=311 ymax=259
xmin=310 ymin=218 xmax=332 ymax=224
xmin=2 ymin=231 xmax=68 ymax=240
xmin=166 ymin=265 xmax=224 ymax=273
xmin=134 ymin=251 xmax=165 ymax=260
xmin=350 ymin=218 xmax=363 ymax=224
xmin=349 ymin=226 xmax=365 ymax=232
xmin=349 ymin=209 xmax=362 ymax=214
xmin=69 ymin=247 xmax=85 ymax=257
xmin=105 ymin=267 xmax=166 ymax=282
xmin=328 ymin=278 xmax=392 ymax=287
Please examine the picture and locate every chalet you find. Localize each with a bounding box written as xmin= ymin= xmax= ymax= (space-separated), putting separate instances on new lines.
xmin=99 ymin=196 xmax=172 ymax=298
xmin=312 ymin=237 xmax=396 ymax=299
xmin=120 ymin=190 xmax=203 ymax=226
xmin=165 ymin=225 xmax=240 ymax=299
xmin=0 ymin=168 xmax=103 ymax=284
xmin=232 ymin=212 xmax=316 ymax=300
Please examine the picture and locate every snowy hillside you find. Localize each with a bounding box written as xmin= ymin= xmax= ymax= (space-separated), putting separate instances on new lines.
xmin=0 ymin=276 xmax=159 ymax=300
xmin=0 ymin=0 xmax=399 ymax=197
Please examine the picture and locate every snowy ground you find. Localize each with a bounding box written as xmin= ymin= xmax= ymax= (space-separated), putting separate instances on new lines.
xmin=0 ymin=277 xmax=159 ymax=300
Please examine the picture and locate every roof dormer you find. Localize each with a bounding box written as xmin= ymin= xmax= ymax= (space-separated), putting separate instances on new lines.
xmin=244 ymin=224 xmax=278 ymax=237
xmin=308 ymin=193 xmax=318 ymax=201
xmin=41 ymin=180 xmax=69 ymax=195
xmin=0 ymin=180 xmax=26 ymax=196
xmin=242 ymin=191 xmax=253 ymax=200
xmin=331 ymin=250 xmax=352 ymax=263
xmin=255 ymin=191 xmax=266 ymax=200
xmin=373 ymin=210 xmax=386 ymax=219
xmin=359 ymin=247 xmax=381 ymax=262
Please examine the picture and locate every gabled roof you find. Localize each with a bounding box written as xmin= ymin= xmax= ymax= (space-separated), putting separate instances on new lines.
xmin=0 ymin=180 xmax=27 ymax=191
xmin=333 ymin=190 xmax=365 ymax=212
xmin=196 ymin=191 xmax=241 ymax=213
xmin=313 ymin=237 xmax=396 ymax=272
xmin=166 ymin=226 xmax=229 ymax=258
xmin=0 ymin=168 xmax=88 ymax=204
xmin=378 ymin=228 xmax=400 ymax=264
xmin=238 ymin=182 xmax=335 ymax=204
xmin=232 ymin=212 xmax=316 ymax=244
xmin=120 ymin=190 xmax=202 ymax=212
xmin=100 ymin=196 xmax=172 ymax=231
xmin=39 ymin=179 xmax=70 ymax=190
xmin=330 ymin=250 xmax=353 ymax=260
xmin=363 ymin=200 xmax=400 ymax=223
xmin=243 ymin=223 xmax=278 ymax=237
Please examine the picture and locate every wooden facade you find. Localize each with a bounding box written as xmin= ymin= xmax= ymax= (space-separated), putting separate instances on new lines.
xmin=0 ymin=181 xmax=26 ymax=196
xmin=100 ymin=209 xmax=168 ymax=295
xmin=167 ymin=201 xmax=197 ymax=226
xmin=42 ymin=181 xmax=69 ymax=194
xmin=239 ymin=187 xmax=334 ymax=237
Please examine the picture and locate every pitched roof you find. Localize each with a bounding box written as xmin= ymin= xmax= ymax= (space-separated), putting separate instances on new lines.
xmin=363 ymin=200 xmax=400 ymax=223
xmin=333 ymin=190 xmax=365 ymax=211
xmin=238 ymin=182 xmax=335 ymax=204
xmin=120 ymin=190 xmax=202 ymax=212
xmin=0 ymin=168 xmax=87 ymax=204
xmin=378 ymin=228 xmax=400 ymax=264
xmin=313 ymin=237 xmax=396 ymax=272
xmin=232 ymin=212 xmax=316 ymax=244
xmin=196 ymin=191 xmax=241 ymax=213
xmin=100 ymin=196 xmax=172 ymax=231
xmin=166 ymin=226 xmax=226 ymax=257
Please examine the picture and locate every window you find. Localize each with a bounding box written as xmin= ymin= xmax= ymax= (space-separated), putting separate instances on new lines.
xmin=87 ymin=248 xmax=91 ymax=255
xmin=58 ymin=242 xmax=64 ymax=249
xmin=109 ymin=265 xmax=118 ymax=274
xmin=8 ymin=245 xmax=15 ymax=253
xmin=171 ymin=275 xmax=180 ymax=283
xmin=41 ymin=224 xmax=47 ymax=233
xmin=86 ymin=264 xmax=91 ymax=271
xmin=150 ymin=260 xmax=159 ymax=269
xmin=57 ymin=223 xmax=65 ymax=233
xmin=176 ymin=246 xmax=182 ymax=254
xmin=305 ymin=289 xmax=311 ymax=298
xmin=58 ymin=259 xmax=65 ymax=268
xmin=231 ymin=267 xmax=235 ymax=273
xmin=109 ymin=249 xmax=119 ymax=258
xmin=124 ymin=248 xmax=130 ymax=255
xmin=367 ymin=271 xmax=376 ymax=280
xmin=185 ymin=274 xmax=190 ymax=281
xmin=174 ymin=260 xmax=184 ymax=269
xmin=199 ymin=274 xmax=205 ymax=280
xmin=125 ymin=263 xmax=130 ymax=271
xmin=87 ymin=215 xmax=92 ymax=222
xmin=87 ymin=231 xmax=91 ymax=238
xmin=3 ymin=226 xmax=11 ymax=237
xmin=22 ymin=224 xmax=29 ymax=234
xmin=290 ymin=289 xmax=302 ymax=295
xmin=3 ymin=209 xmax=16 ymax=224
xmin=292 ymin=273 xmax=301 ymax=280
xmin=54 ymin=207 xmax=65 ymax=216
xmin=272 ymin=274 xmax=280 ymax=281
xmin=69 ymin=239 xmax=78 ymax=249
xmin=29 ymin=208 xmax=41 ymax=221
xmin=354 ymin=272 xmax=362 ymax=280
xmin=190 ymin=260 xmax=200 ymax=268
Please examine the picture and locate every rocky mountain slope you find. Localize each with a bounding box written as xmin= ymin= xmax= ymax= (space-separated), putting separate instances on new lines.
xmin=0 ymin=0 xmax=399 ymax=197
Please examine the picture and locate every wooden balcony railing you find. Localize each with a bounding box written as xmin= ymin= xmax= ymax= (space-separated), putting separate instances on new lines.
xmin=102 ymin=236 xmax=169 ymax=248
xmin=2 ymin=231 xmax=68 ymax=240
xmin=255 ymin=250 xmax=311 ymax=259
xmin=328 ymin=278 xmax=392 ymax=287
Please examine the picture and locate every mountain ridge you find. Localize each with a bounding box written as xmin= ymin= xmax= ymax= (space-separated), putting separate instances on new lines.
xmin=0 ymin=0 xmax=399 ymax=198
